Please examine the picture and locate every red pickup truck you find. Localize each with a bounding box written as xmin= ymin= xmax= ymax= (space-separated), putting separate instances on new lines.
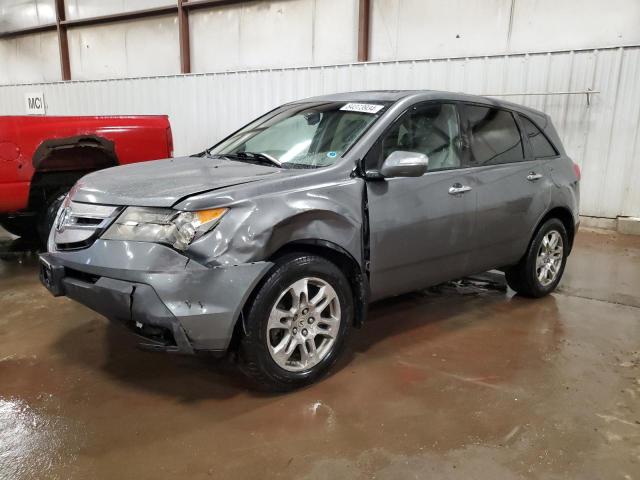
xmin=0 ymin=115 xmax=173 ymax=242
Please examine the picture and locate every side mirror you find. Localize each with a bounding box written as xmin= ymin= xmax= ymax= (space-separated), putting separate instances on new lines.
xmin=380 ymin=150 xmax=428 ymax=178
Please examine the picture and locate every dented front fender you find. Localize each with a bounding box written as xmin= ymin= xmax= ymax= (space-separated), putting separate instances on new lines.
xmin=184 ymin=176 xmax=365 ymax=268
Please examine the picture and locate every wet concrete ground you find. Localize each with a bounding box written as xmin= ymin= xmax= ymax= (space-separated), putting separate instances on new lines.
xmin=0 ymin=228 xmax=638 ymax=479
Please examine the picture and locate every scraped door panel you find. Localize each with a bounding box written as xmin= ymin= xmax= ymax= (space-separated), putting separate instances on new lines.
xmin=458 ymin=103 xmax=551 ymax=270
xmin=471 ymin=160 xmax=551 ymax=269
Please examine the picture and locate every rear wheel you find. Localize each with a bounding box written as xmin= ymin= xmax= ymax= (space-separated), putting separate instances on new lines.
xmin=506 ymin=218 xmax=568 ymax=297
xmin=238 ymin=253 xmax=353 ymax=392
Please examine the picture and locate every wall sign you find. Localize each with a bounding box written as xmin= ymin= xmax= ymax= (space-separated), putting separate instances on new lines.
xmin=25 ymin=92 xmax=46 ymax=115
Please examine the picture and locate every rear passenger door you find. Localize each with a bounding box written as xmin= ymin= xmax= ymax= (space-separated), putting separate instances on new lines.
xmin=459 ymin=103 xmax=552 ymax=271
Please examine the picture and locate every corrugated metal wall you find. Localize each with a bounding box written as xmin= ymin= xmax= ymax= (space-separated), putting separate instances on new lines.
xmin=1 ymin=45 xmax=639 ymax=219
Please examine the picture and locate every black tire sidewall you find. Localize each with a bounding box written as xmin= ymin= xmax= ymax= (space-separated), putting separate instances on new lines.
xmin=38 ymin=190 xmax=68 ymax=246
xmin=524 ymin=218 xmax=568 ymax=296
xmin=240 ymin=254 xmax=353 ymax=391
xmin=0 ymin=217 xmax=37 ymax=239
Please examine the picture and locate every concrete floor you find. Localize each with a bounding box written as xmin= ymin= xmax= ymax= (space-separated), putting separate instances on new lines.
xmin=0 ymin=229 xmax=638 ymax=480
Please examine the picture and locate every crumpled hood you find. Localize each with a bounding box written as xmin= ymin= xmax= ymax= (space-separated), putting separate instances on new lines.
xmin=71 ymin=156 xmax=282 ymax=207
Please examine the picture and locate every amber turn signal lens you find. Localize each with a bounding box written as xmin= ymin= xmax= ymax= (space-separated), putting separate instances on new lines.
xmin=194 ymin=208 xmax=228 ymax=225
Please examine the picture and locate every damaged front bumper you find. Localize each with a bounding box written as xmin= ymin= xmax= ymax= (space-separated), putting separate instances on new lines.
xmin=39 ymin=240 xmax=272 ymax=355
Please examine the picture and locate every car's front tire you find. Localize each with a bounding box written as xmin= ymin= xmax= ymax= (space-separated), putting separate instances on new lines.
xmin=238 ymin=253 xmax=353 ymax=392
xmin=505 ymin=218 xmax=569 ymax=297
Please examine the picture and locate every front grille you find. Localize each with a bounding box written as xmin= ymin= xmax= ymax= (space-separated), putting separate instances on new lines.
xmin=53 ymin=200 xmax=121 ymax=250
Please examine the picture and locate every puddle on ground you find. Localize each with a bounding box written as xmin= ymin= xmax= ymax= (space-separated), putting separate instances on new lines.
xmin=0 ymin=237 xmax=41 ymax=281
xmin=0 ymin=397 xmax=80 ymax=480
xmin=0 ymin=237 xmax=40 ymax=264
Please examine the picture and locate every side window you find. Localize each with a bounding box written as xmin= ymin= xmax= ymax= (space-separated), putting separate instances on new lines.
xmin=380 ymin=103 xmax=461 ymax=171
xmin=462 ymin=105 xmax=524 ymax=166
xmin=520 ymin=115 xmax=558 ymax=158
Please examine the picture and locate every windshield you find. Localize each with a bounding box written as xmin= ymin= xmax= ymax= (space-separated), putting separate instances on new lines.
xmin=209 ymin=101 xmax=389 ymax=168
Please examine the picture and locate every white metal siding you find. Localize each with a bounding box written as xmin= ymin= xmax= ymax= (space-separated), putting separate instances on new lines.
xmin=66 ymin=15 xmax=181 ymax=80
xmin=64 ymin=0 xmax=175 ymax=20
xmin=190 ymin=0 xmax=359 ymax=73
xmin=0 ymin=30 xmax=61 ymax=84
xmin=0 ymin=0 xmax=56 ymax=31
xmin=3 ymin=0 xmax=640 ymax=84
xmin=370 ymin=0 xmax=640 ymax=60
xmin=0 ymin=46 xmax=638 ymax=218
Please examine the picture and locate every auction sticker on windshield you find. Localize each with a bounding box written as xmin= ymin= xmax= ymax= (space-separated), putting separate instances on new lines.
xmin=340 ymin=103 xmax=384 ymax=114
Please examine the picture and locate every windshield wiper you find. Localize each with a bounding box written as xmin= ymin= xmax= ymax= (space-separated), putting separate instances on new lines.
xmin=235 ymin=151 xmax=282 ymax=167
xmin=209 ymin=151 xmax=282 ymax=168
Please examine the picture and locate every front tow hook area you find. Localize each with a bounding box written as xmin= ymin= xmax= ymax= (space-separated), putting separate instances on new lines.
xmin=128 ymin=283 xmax=195 ymax=355
xmin=132 ymin=314 xmax=182 ymax=353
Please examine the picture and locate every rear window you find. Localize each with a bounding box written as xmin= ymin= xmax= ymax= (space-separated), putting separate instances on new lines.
xmin=520 ymin=115 xmax=558 ymax=158
xmin=462 ymin=105 xmax=524 ymax=166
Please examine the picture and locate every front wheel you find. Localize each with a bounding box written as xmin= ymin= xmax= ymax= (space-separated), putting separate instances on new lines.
xmin=506 ymin=218 xmax=568 ymax=297
xmin=238 ymin=253 xmax=353 ymax=392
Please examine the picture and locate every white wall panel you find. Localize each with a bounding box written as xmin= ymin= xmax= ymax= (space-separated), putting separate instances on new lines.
xmin=0 ymin=30 xmax=60 ymax=83
xmin=312 ymin=0 xmax=358 ymax=65
xmin=0 ymin=46 xmax=639 ymax=218
xmin=190 ymin=0 xmax=359 ymax=73
xmin=189 ymin=6 xmax=241 ymax=72
xmin=239 ymin=1 xmax=312 ymax=69
xmin=0 ymin=0 xmax=55 ymax=32
xmin=371 ymin=0 xmax=640 ymax=61
xmin=191 ymin=0 xmax=312 ymax=72
xmin=64 ymin=0 xmax=175 ymax=20
xmin=67 ymin=15 xmax=180 ymax=80
xmin=371 ymin=0 xmax=513 ymax=60
xmin=510 ymin=0 xmax=640 ymax=53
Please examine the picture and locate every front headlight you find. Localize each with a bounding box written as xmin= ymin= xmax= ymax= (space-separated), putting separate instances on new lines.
xmin=102 ymin=206 xmax=228 ymax=250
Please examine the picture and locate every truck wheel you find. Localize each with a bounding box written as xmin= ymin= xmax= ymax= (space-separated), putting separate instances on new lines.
xmin=0 ymin=217 xmax=37 ymax=240
xmin=238 ymin=253 xmax=353 ymax=392
xmin=505 ymin=218 xmax=568 ymax=298
xmin=37 ymin=190 xmax=68 ymax=247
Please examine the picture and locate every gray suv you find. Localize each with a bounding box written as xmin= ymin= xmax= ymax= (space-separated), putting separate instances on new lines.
xmin=39 ymin=90 xmax=580 ymax=391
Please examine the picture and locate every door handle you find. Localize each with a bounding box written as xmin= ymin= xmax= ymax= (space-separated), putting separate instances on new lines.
xmin=448 ymin=183 xmax=472 ymax=195
xmin=526 ymin=172 xmax=543 ymax=181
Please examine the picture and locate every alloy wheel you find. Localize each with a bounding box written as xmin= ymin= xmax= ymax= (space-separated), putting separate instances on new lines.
xmin=536 ymin=230 xmax=564 ymax=287
xmin=266 ymin=277 xmax=341 ymax=372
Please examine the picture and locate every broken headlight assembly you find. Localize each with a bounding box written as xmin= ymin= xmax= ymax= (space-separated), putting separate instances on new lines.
xmin=102 ymin=207 xmax=228 ymax=251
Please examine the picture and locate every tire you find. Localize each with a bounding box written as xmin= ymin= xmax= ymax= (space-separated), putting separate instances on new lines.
xmin=505 ymin=218 xmax=568 ymax=298
xmin=238 ymin=253 xmax=353 ymax=392
xmin=0 ymin=217 xmax=37 ymax=239
xmin=37 ymin=190 xmax=68 ymax=247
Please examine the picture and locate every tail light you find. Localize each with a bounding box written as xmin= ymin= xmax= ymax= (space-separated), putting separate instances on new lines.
xmin=573 ymin=162 xmax=581 ymax=181
xmin=166 ymin=125 xmax=174 ymax=158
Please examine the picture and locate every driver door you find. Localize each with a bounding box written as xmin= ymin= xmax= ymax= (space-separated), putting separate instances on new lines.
xmin=366 ymin=102 xmax=477 ymax=301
